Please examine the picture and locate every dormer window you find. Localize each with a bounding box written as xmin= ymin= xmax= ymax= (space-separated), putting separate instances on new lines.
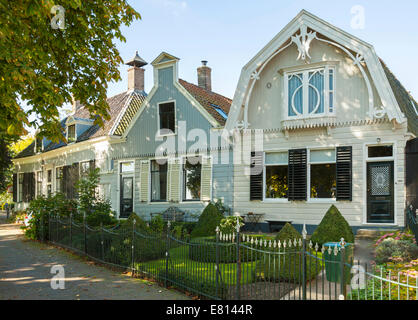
xmin=285 ymin=66 xmax=335 ymax=119
xmin=67 ymin=124 xmax=76 ymax=143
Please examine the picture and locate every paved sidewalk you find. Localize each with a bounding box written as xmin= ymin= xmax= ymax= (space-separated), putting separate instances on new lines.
xmin=0 ymin=211 xmax=189 ymax=300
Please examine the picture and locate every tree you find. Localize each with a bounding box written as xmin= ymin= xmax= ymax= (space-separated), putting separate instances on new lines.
xmin=0 ymin=0 xmax=141 ymax=141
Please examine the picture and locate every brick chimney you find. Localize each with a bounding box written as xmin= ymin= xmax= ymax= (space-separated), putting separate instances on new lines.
xmin=197 ymin=60 xmax=212 ymax=91
xmin=71 ymin=96 xmax=82 ymax=114
xmin=126 ymin=51 xmax=147 ymax=92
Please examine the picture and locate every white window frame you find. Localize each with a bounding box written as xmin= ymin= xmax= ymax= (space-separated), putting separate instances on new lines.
xmin=284 ymin=65 xmax=336 ymax=120
xmin=66 ymin=123 xmax=77 ymax=144
xmin=36 ymin=170 xmax=43 ymax=198
xmin=149 ymin=157 xmax=169 ymax=203
xmin=262 ymin=151 xmax=289 ymax=203
xmin=46 ymin=168 xmax=53 ymax=197
xmin=55 ymin=165 xmax=64 ymax=194
xmin=308 ymin=148 xmax=337 ymax=203
xmin=79 ymin=160 xmax=93 ymax=178
xmin=181 ymin=155 xmax=203 ymax=203
xmin=157 ymin=100 xmax=177 ymax=137
xmin=18 ymin=172 xmax=24 ymax=203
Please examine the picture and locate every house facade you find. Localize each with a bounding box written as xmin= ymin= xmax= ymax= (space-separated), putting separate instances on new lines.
xmin=225 ymin=10 xmax=418 ymax=233
xmin=13 ymin=52 xmax=234 ymax=220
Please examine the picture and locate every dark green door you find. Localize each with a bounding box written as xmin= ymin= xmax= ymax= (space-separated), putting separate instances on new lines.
xmin=367 ymin=162 xmax=394 ymax=223
xmin=120 ymin=176 xmax=133 ymax=218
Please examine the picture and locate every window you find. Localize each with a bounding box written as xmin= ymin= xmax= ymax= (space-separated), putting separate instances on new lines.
xmin=47 ymin=170 xmax=52 ymax=197
xmin=158 ymin=102 xmax=175 ymax=134
xmin=18 ymin=173 xmax=23 ymax=202
xmin=67 ymin=124 xmax=76 ymax=143
xmin=183 ymin=156 xmax=202 ymax=201
xmin=210 ymin=104 xmax=228 ymax=120
xmin=368 ymin=145 xmax=393 ymax=158
xmin=264 ymin=152 xmax=288 ymax=199
xmin=310 ymin=149 xmax=336 ymax=199
xmin=286 ymin=66 xmax=335 ymax=119
xmin=80 ymin=161 xmax=91 ymax=177
xmin=56 ymin=167 xmax=64 ymax=193
xmin=120 ymin=161 xmax=135 ymax=173
xmin=150 ymin=160 xmax=167 ymax=202
xmin=36 ymin=171 xmax=43 ymax=197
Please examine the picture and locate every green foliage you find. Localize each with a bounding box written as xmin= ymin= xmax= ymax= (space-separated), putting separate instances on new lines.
xmin=190 ymin=203 xmax=224 ymax=238
xmin=374 ymin=239 xmax=418 ymax=265
xmin=212 ymin=199 xmax=229 ymax=215
xmin=149 ymin=214 xmax=164 ymax=234
xmin=275 ymin=223 xmax=302 ymax=242
xmin=310 ymin=205 xmax=354 ymax=246
xmin=0 ymin=1 xmax=141 ymax=140
xmin=219 ymin=216 xmax=244 ymax=234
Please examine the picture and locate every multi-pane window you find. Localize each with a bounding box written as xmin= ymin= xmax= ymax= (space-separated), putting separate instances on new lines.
xmin=120 ymin=161 xmax=135 ymax=173
xmin=150 ymin=160 xmax=167 ymax=202
xmin=158 ymin=102 xmax=175 ymax=134
xmin=310 ymin=149 xmax=336 ymax=199
xmin=286 ymin=66 xmax=335 ymax=119
xmin=265 ymin=152 xmax=288 ymax=199
xmin=183 ymin=156 xmax=202 ymax=201
xmin=56 ymin=167 xmax=64 ymax=193
xmin=67 ymin=124 xmax=76 ymax=143
xmin=368 ymin=145 xmax=393 ymax=158
xmin=36 ymin=171 xmax=43 ymax=197
xmin=18 ymin=173 xmax=24 ymax=202
xmin=80 ymin=161 xmax=91 ymax=177
xmin=47 ymin=170 xmax=52 ymax=196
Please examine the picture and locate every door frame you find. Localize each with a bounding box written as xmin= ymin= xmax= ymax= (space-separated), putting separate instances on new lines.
xmin=362 ymin=142 xmax=397 ymax=226
xmin=117 ymin=159 xmax=136 ymax=219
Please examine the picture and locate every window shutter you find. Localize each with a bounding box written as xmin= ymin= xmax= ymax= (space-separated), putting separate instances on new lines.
xmin=62 ymin=166 xmax=69 ymax=197
xmin=68 ymin=163 xmax=79 ymax=199
xmin=168 ymin=158 xmax=181 ymax=203
xmin=139 ymin=160 xmax=149 ymax=203
xmin=13 ymin=174 xmax=17 ymax=202
xmin=336 ymin=146 xmax=352 ymax=201
xmin=288 ymin=149 xmax=307 ymax=201
xmin=250 ymin=152 xmax=263 ymax=201
xmin=201 ymin=157 xmax=212 ymax=202
xmin=22 ymin=173 xmax=29 ymax=202
xmin=89 ymin=160 xmax=96 ymax=171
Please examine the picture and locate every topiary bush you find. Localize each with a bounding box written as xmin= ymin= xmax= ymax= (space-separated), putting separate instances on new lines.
xmin=275 ymin=223 xmax=302 ymax=243
xmin=310 ymin=205 xmax=354 ymax=246
xmin=190 ymin=203 xmax=224 ymax=238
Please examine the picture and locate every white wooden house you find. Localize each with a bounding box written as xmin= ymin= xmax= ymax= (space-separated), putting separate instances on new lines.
xmin=225 ymin=10 xmax=418 ymax=233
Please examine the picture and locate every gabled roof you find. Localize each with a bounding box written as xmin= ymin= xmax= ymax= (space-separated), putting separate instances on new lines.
xmin=179 ymin=79 xmax=232 ymax=126
xmin=380 ymin=60 xmax=418 ymax=136
xmin=15 ymin=90 xmax=146 ymax=159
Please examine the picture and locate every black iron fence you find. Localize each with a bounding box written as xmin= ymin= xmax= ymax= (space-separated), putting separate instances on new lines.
xmin=407 ymin=205 xmax=418 ymax=244
xmin=43 ymin=215 xmax=417 ymax=300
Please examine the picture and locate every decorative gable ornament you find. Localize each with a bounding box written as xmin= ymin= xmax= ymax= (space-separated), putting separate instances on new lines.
xmin=291 ymin=25 xmax=316 ymax=62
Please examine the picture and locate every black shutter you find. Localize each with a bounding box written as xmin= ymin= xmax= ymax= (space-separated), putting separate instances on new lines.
xmin=336 ymin=146 xmax=352 ymax=201
xmin=250 ymin=151 xmax=263 ymax=201
xmin=13 ymin=174 xmax=17 ymax=202
xmin=62 ymin=166 xmax=69 ymax=197
xmin=22 ymin=173 xmax=29 ymax=202
xmin=89 ymin=159 xmax=96 ymax=171
xmin=69 ymin=163 xmax=79 ymax=199
xmin=29 ymin=172 xmax=35 ymax=201
xmin=288 ymin=149 xmax=307 ymax=201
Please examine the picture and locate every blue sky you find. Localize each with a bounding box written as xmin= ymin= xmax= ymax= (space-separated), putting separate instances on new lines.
xmin=108 ymin=0 xmax=418 ymax=100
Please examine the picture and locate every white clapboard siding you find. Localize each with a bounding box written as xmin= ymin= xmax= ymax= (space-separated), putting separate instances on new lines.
xmin=139 ymin=160 xmax=149 ymax=203
xmin=201 ymin=157 xmax=212 ymax=202
xmin=168 ymin=158 xmax=181 ymax=203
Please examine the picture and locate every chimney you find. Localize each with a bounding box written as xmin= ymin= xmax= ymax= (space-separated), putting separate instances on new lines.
xmin=71 ymin=96 xmax=82 ymax=113
xmin=126 ymin=51 xmax=148 ymax=92
xmin=197 ymin=60 xmax=212 ymax=91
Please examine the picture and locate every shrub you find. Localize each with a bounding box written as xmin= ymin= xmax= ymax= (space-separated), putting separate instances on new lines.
xmin=219 ymin=216 xmax=244 ymax=234
xmin=122 ymin=213 xmax=149 ymax=232
xmin=149 ymin=214 xmax=165 ymax=234
xmin=374 ymin=239 xmax=418 ymax=265
xmin=190 ymin=203 xmax=224 ymax=238
xmin=375 ymin=230 xmax=416 ymax=247
xmin=310 ymin=205 xmax=354 ymax=246
xmin=275 ymin=223 xmax=302 ymax=243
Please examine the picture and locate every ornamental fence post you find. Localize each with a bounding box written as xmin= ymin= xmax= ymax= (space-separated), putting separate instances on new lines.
xmin=69 ymin=213 xmax=73 ymax=248
xmin=340 ymin=238 xmax=347 ymax=300
xmin=100 ymin=222 xmax=104 ymax=262
xmin=83 ymin=212 xmax=87 ymax=254
xmin=165 ymin=220 xmax=171 ymax=288
xmin=131 ymin=219 xmax=136 ymax=277
xmin=302 ymin=224 xmax=307 ymax=300
xmin=236 ymin=217 xmax=241 ymax=300
xmin=215 ymin=226 xmax=220 ymax=299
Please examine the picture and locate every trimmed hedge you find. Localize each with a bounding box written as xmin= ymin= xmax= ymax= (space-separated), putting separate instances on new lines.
xmin=275 ymin=223 xmax=302 ymax=243
xmin=190 ymin=203 xmax=224 ymax=238
xmin=310 ymin=205 xmax=354 ymax=246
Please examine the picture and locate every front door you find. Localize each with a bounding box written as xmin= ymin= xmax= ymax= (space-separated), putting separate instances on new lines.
xmin=367 ymin=162 xmax=394 ymax=223
xmin=120 ymin=176 xmax=133 ymax=218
